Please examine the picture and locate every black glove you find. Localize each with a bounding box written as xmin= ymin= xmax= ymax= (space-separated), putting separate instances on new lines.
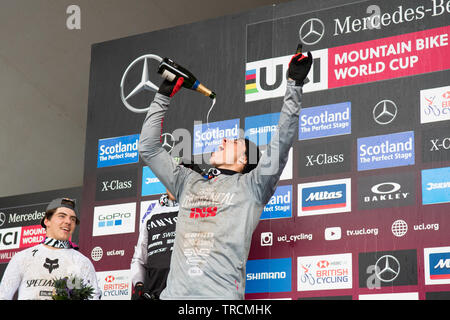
xmin=131 ymin=282 xmax=145 ymax=300
xmin=158 ymin=77 xmax=184 ymax=97
xmin=287 ymin=51 xmax=313 ymax=86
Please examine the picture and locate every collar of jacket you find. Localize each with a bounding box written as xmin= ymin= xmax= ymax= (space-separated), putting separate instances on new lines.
xmin=207 ymin=167 xmax=239 ymax=179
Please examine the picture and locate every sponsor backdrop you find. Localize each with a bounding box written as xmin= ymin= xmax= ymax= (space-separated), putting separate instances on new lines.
xmin=78 ymin=0 xmax=450 ymax=299
xmin=0 ymin=187 xmax=82 ymax=287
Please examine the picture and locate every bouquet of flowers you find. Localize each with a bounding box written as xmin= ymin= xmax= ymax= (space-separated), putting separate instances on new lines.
xmin=52 ymin=275 xmax=95 ymax=300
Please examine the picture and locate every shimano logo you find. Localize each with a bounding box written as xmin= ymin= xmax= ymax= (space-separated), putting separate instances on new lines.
xmin=305 ymin=191 xmax=343 ymax=202
xmin=248 ymin=125 xmax=277 ymax=135
xmin=246 ymin=271 xmax=287 ymax=281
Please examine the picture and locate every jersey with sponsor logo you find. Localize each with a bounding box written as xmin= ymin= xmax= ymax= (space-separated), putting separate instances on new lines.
xmin=138 ymin=80 xmax=302 ymax=299
xmin=0 ymin=244 xmax=101 ymax=300
xmin=130 ymin=195 xmax=179 ymax=298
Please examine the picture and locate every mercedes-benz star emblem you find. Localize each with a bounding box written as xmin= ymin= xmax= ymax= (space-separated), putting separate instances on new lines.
xmin=299 ymin=18 xmax=325 ymax=45
xmin=374 ymin=255 xmax=400 ymax=282
xmin=161 ymin=132 xmax=175 ymax=154
xmin=120 ymin=54 xmax=163 ymax=113
xmin=0 ymin=212 xmax=6 ymax=227
xmin=373 ymin=100 xmax=397 ymax=125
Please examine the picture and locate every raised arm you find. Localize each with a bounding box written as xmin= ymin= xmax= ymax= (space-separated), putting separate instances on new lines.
xmin=246 ymin=51 xmax=313 ymax=205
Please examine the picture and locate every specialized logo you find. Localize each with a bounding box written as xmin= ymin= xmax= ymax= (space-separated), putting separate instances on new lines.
xmin=298 ymin=140 xmax=351 ymax=178
xmin=298 ymin=178 xmax=351 ymax=217
xmin=245 ymin=258 xmax=292 ymax=294
xmin=193 ymin=118 xmax=239 ymax=155
xmin=299 ymin=102 xmax=351 ymax=140
xmin=97 ymin=134 xmax=139 ymax=168
xmin=373 ymin=100 xmax=397 ymax=125
xmin=244 ymin=112 xmax=280 ymax=146
xmin=422 ymin=166 xmax=450 ymax=205
xmin=92 ymin=203 xmax=136 ymax=237
xmin=357 ymin=171 xmax=415 ymax=210
xmin=297 ymin=253 xmax=352 ymax=291
xmin=189 ymin=207 xmax=217 ymax=219
xmin=422 ymin=126 xmax=450 ymax=163
xmin=43 ymin=258 xmax=59 ymax=274
xmin=299 ymin=18 xmax=325 ymax=45
xmin=424 ymin=247 xmax=450 ymax=285
xmin=420 ymin=85 xmax=450 ymax=124
xmin=260 ymin=185 xmax=292 ymax=220
xmin=357 ymin=131 xmax=414 ymax=171
xmin=142 ymin=166 xmax=166 ymax=196
xmin=359 ymin=249 xmax=417 ymax=288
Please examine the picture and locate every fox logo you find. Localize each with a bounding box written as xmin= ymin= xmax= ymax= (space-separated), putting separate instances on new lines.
xmin=189 ymin=207 xmax=217 ymax=219
xmin=43 ymin=258 xmax=59 ymax=274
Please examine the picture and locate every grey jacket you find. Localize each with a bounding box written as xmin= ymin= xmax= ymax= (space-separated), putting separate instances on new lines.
xmin=138 ymin=80 xmax=302 ymax=299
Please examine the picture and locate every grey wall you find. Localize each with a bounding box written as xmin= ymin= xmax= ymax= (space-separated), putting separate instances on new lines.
xmin=0 ymin=0 xmax=293 ymax=197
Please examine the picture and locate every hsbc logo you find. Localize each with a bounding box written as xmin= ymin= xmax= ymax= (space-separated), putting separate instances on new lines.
xmin=245 ymin=49 xmax=328 ymax=102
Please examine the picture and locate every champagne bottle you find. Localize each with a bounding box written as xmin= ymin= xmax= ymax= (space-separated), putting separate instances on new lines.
xmin=157 ymin=57 xmax=216 ymax=99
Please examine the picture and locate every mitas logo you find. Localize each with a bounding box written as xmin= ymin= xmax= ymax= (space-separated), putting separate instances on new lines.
xmin=189 ymin=207 xmax=217 ymax=219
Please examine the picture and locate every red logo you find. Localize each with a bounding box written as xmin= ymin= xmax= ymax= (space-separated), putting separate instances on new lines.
xmin=317 ymin=260 xmax=329 ymax=268
xmin=190 ymin=207 xmax=218 ymax=219
xmin=105 ymin=275 xmax=115 ymax=283
xmin=442 ymin=91 xmax=450 ymax=99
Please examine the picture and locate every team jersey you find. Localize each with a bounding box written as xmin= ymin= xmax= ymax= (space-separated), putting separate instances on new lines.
xmin=0 ymin=244 xmax=101 ymax=300
xmin=138 ymin=80 xmax=302 ymax=299
xmin=130 ymin=195 xmax=179 ymax=298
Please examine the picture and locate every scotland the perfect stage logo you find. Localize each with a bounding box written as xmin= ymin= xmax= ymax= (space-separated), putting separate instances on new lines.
xmin=97 ymin=134 xmax=140 ymax=168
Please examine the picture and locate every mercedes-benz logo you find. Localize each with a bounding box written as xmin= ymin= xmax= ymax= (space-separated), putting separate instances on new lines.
xmin=161 ymin=132 xmax=175 ymax=154
xmin=374 ymin=255 xmax=400 ymax=282
xmin=0 ymin=212 xmax=6 ymax=227
xmin=299 ymin=18 xmax=325 ymax=45
xmin=120 ymin=54 xmax=163 ymax=113
xmin=373 ymin=100 xmax=397 ymax=125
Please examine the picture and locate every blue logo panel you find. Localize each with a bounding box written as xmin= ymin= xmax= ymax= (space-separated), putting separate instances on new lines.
xmin=422 ymin=167 xmax=450 ymax=205
xmin=429 ymin=252 xmax=450 ymax=280
xmin=357 ymin=131 xmax=415 ymax=171
xmin=142 ymin=166 xmax=166 ymax=196
xmin=97 ymin=134 xmax=139 ymax=168
xmin=244 ymin=112 xmax=280 ymax=146
xmin=261 ymin=185 xmax=292 ymax=220
xmin=302 ymin=184 xmax=347 ymax=211
xmin=245 ymin=258 xmax=292 ymax=294
xmin=299 ymin=102 xmax=351 ymax=140
xmin=193 ymin=119 xmax=240 ymax=155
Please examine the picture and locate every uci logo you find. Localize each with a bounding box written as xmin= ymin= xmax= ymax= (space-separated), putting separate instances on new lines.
xmin=245 ymin=49 xmax=328 ymax=103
